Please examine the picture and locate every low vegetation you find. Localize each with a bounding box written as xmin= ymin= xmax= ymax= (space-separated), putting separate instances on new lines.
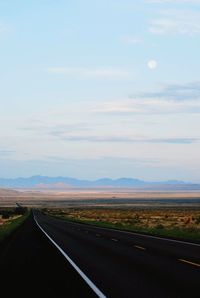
xmin=0 ymin=207 xmax=29 ymax=243
xmin=46 ymin=207 xmax=200 ymax=241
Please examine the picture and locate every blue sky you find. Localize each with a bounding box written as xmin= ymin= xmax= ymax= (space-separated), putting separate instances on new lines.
xmin=0 ymin=0 xmax=200 ymax=181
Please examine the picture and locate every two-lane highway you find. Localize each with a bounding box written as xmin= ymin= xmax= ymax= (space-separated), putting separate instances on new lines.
xmin=34 ymin=210 xmax=200 ymax=298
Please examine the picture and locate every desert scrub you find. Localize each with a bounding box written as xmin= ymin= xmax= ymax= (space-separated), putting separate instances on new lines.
xmin=47 ymin=207 xmax=200 ymax=242
xmin=0 ymin=210 xmax=30 ymax=243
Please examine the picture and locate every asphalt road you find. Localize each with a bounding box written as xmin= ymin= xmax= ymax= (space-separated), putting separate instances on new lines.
xmin=0 ymin=214 xmax=96 ymax=298
xmin=1 ymin=211 xmax=200 ymax=298
xmin=34 ymin=211 xmax=200 ymax=298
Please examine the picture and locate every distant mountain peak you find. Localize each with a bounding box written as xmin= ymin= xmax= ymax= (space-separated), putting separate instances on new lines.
xmin=0 ymin=176 xmax=197 ymax=190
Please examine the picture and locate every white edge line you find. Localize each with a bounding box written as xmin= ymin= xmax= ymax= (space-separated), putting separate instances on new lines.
xmin=62 ymin=218 xmax=200 ymax=248
xmin=33 ymin=213 xmax=107 ymax=298
xmin=101 ymin=227 xmax=200 ymax=247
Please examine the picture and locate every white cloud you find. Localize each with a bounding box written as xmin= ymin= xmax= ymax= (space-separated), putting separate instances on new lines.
xmin=149 ymin=10 xmax=200 ymax=35
xmin=52 ymin=132 xmax=199 ymax=144
xmin=141 ymin=81 xmax=200 ymax=101
xmin=93 ymin=98 xmax=200 ymax=115
xmin=121 ymin=36 xmax=143 ymax=44
xmin=29 ymin=120 xmax=199 ymax=144
xmin=0 ymin=149 xmax=15 ymax=155
xmin=47 ymin=66 xmax=132 ymax=80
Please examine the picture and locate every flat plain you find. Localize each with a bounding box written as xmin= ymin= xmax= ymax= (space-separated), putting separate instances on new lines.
xmin=0 ymin=190 xmax=200 ymax=297
xmin=1 ymin=188 xmax=200 ymax=207
xmin=1 ymin=188 xmax=200 ymax=241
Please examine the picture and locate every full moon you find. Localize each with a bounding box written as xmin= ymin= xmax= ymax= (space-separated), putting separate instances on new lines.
xmin=147 ymin=59 xmax=157 ymax=70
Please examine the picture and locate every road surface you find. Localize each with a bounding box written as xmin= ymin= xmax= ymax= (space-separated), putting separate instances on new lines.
xmin=1 ymin=211 xmax=200 ymax=298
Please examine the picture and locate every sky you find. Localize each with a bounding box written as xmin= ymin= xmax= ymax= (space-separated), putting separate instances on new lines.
xmin=0 ymin=0 xmax=200 ymax=181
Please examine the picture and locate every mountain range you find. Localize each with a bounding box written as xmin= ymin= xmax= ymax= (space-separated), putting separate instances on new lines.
xmin=0 ymin=175 xmax=199 ymax=190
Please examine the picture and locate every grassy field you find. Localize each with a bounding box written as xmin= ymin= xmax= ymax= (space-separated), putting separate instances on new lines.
xmin=46 ymin=207 xmax=200 ymax=242
xmin=0 ymin=208 xmax=30 ymax=243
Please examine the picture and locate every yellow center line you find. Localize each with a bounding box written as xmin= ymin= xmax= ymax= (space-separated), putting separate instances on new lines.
xmin=111 ymin=238 xmax=118 ymax=242
xmin=134 ymin=245 xmax=146 ymax=251
xmin=178 ymin=259 xmax=200 ymax=268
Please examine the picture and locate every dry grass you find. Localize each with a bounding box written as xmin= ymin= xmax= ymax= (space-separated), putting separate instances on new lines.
xmin=0 ymin=214 xmax=22 ymax=226
xmin=50 ymin=208 xmax=200 ymax=229
xmin=0 ymin=212 xmax=29 ymax=243
xmin=47 ymin=207 xmax=200 ymax=241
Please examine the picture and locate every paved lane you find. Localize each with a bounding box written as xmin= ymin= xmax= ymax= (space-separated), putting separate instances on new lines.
xmin=0 ymin=214 xmax=96 ymax=298
xmin=35 ymin=211 xmax=200 ymax=298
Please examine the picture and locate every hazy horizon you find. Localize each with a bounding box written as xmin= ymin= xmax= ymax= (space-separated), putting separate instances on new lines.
xmin=1 ymin=1 xmax=200 ymax=182
xmin=0 ymin=175 xmax=197 ymax=185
